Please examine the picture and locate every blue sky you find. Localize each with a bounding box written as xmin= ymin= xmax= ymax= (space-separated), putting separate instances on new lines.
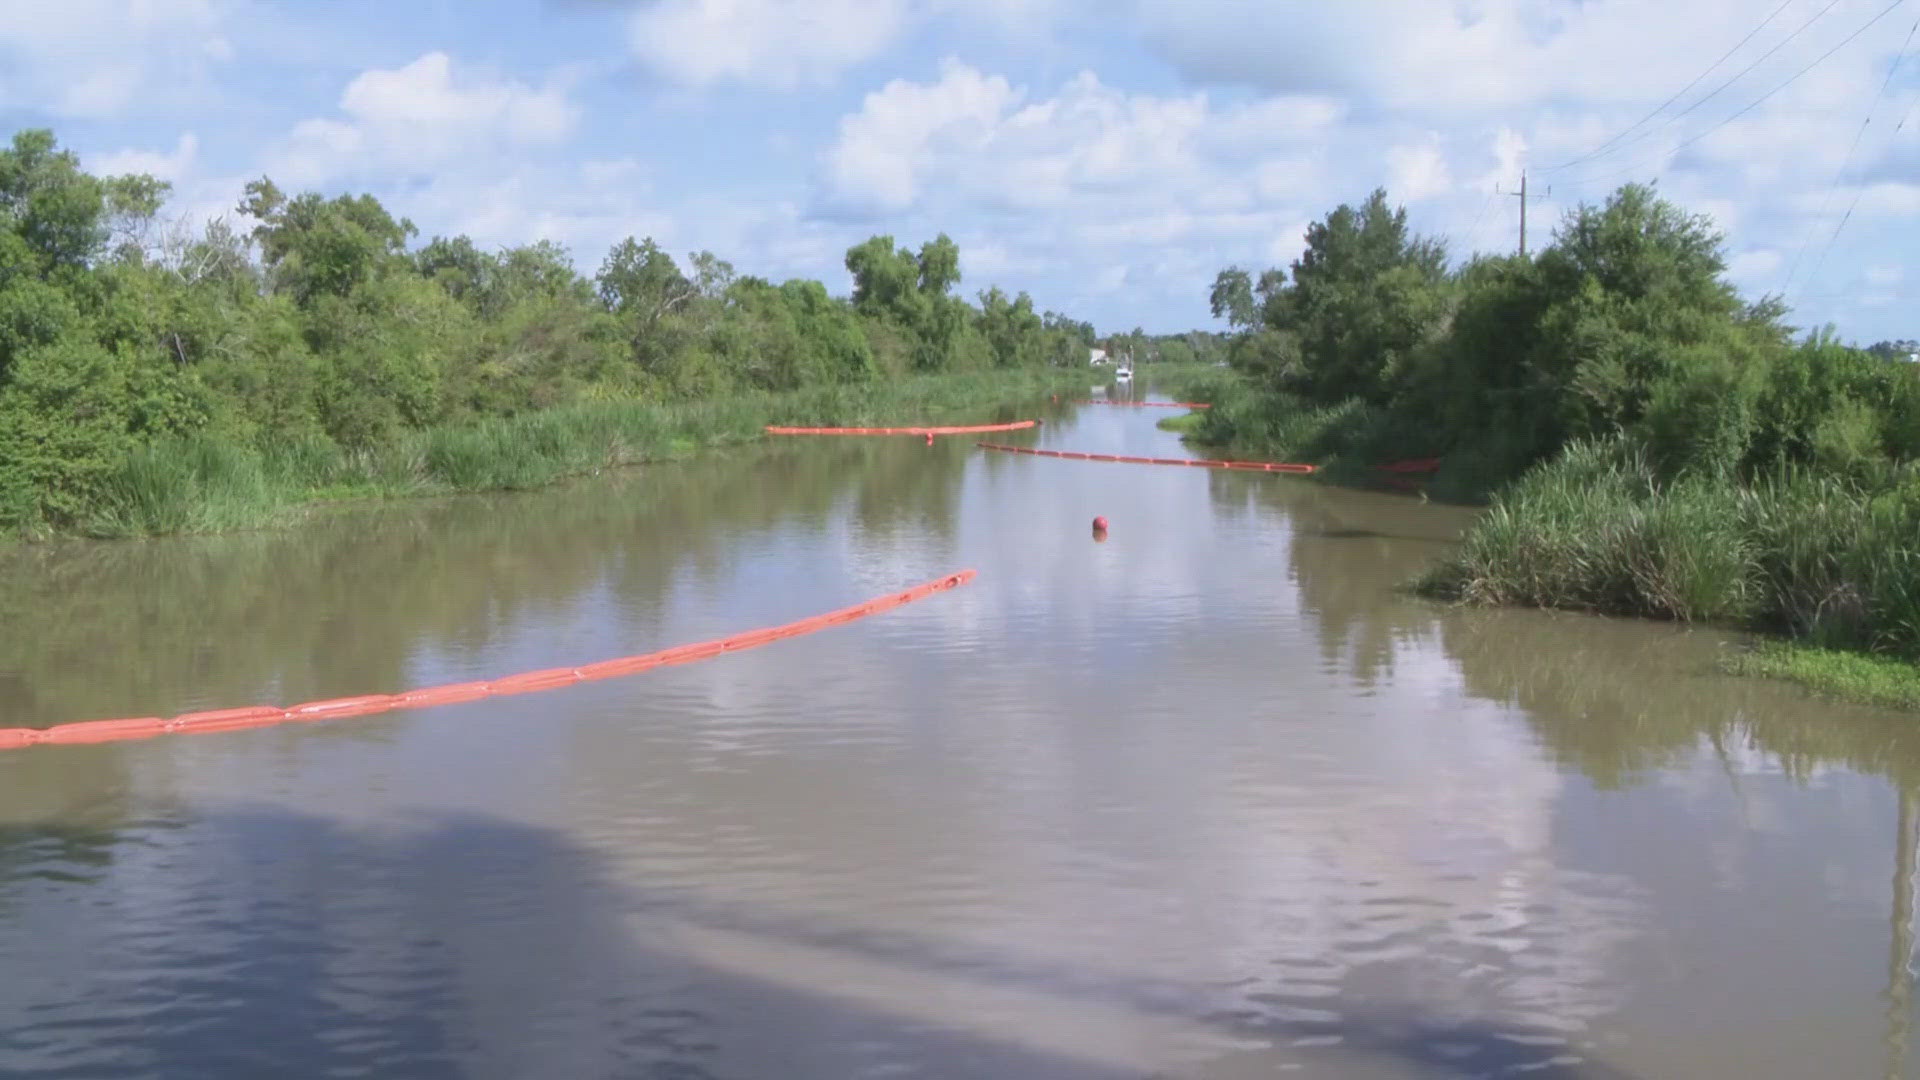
xmin=1 ymin=0 xmax=1916 ymax=342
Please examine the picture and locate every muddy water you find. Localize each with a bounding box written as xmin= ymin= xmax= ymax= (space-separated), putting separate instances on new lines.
xmin=2 ymin=389 xmax=1918 ymax=1079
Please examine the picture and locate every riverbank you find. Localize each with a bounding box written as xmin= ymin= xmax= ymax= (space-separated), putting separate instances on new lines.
xmin=1412 ymin=438 xmax=1920 ymax=709
xmin=32 ymin=368 xmax=1099 ymax=543
xmin=1175 ymin=379 xmax=1920 ymax=710
xmin=1725 ymin=641 xmax=1920 ymax=713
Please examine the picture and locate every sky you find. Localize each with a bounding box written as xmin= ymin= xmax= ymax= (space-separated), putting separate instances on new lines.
xmin=0 ymin=0 xmax=1915 ymax=343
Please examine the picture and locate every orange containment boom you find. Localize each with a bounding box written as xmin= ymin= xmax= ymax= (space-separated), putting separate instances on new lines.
xmin=1072 ymin=401 xmax=1212 ymax=408
xmin=0 ymin=571 xmax=978 ymax=753
xmin=765 ymin=420 xmax=1039 ymax=436
xmin=975 ymin=443 xmax=1316 ymax=474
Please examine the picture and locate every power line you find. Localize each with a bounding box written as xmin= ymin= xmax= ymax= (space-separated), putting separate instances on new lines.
xmin=1783 ymin=14 xmax=1918 ymax=294
xmin=1801 ymin=38 xmax=1920 ymax=296
xmin=1460 ymin=186 xmax=1497 ymax=256
xmin=1539 ymin=0 xmax=1798 ymax=172
xmin=1553 ymin=0 xmax=1906 ymax=190
xmin=1898 ymin=85 xmax=1920 ymax=129
xmin=1542 ymin=0 xmax=1847 ymax=174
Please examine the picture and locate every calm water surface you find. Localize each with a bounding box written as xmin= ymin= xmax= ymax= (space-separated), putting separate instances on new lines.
xmin=2 ymin=385 xmax=1918 ymax=1079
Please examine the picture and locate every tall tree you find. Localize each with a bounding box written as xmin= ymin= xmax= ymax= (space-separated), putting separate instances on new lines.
xmin=1281 ymin=187 xmax=1450 ymax=404
xmin=595 ymin=236 xmax=693 ymax=327
xmin=0 ymin=129 xmax=168 ymax=275
xmin=239 ymin=178 xmax=415 ymax=303
xmin=1209 ymin=268 xmax=1255 ymax=329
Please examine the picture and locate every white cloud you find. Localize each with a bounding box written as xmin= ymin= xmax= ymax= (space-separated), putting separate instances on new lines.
xmin=31 ymin=0 xmax=1909 ymax=342
xmin=268 ymin=52 xmax=579 ymax=187
xmin=89 ymin=133 xmax=200 ymax=184
xmin=623 ymin=0 xmax=1073 ymax=88
xmin=627 ymin=0 xmax=909 ymax=88
xmin=783 ymin=4 xmax=1907 ymax=332
xmin=436 ymin=159 xmax=675 ymax=261
xmin=1728 ymin=248 xmax=1784 ymax=280
xmin=1135 ymin=0 xmax=1906 ymax=115
xmin=824 ymin=59 xmax=1023 ymax=211
xmin=1386 ymin=133 xmax=1453 ymax=201
xmin=1266 ymin=220 xmax=1314 ymax=264
xmin=810 ymin=59 xmax=1393 ymax=318
xmin=1848 ymin=181 xmax=1920 ymax=217
xmin=819 ymin=59 xmax=1339 ymax=222
xmin=0 ymin=0 xmax=231 ymax=117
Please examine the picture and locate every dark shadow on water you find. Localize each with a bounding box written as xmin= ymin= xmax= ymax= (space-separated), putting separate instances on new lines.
xmin=0 ymin=808 xmax=1642 ymax=1080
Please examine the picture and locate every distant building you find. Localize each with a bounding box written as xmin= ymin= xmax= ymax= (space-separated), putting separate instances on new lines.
xmin=1089 ymin=348 xmax=1108 ymax=366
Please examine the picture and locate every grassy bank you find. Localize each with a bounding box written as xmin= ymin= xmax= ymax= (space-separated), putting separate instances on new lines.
xmin=1413 ymin=440 xmax=1920 ymax=649
xmin=1182 ymin=379 xmax=1920 ymax=708
xmin=50 ymin=368 xmax=1095 ymax=542
xmin=1725 ymin=641 xmax=1920 ymax=713
xmin=1154 ymin=411 xmax=1206 ymax=435
xmin=1412 ymin=437 xmax=1920 ymax=705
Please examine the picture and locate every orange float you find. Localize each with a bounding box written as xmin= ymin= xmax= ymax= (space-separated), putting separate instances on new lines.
xmin=976 ymin=443 xmax=1316 ymax=474
xmin=0 ymin=571 xmax=977 ymax=753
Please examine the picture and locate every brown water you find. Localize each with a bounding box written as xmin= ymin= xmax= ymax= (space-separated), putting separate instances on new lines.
xmin=2 ymin=390 xmax=1918 ymax=1079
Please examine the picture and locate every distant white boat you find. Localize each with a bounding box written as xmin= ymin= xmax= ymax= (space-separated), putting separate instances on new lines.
xmin=1115 ymin=365 xmax=1132 ymax=381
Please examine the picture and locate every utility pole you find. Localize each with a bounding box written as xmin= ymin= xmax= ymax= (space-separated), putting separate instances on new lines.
xmin=1499 ymin=170 xmax=1547 ymax=257
xmin=1506 ymin=170 xmax=1528 ymax=257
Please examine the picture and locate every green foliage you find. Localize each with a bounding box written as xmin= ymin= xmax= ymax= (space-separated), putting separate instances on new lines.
xmin=1726 ymin=640 xmax=1920 ymax=712
xmin=1276 ymin=188 xmax=1450 ymax=405
xmin=1421 ymin=443 xmax=1920 ymax=657
xmin=0 ymin=128 xmax=1091 ymax=539
xmin=1208 ymin=268 xmax=1256 ymax=329
xmin=0 ymin=337 xmax=142 ymax=529
xmin=1192 ymin=175 xmax=1920 ymax=673
xmin=595 ymin=235 xmax=693 ymax=328
xmin=1203 ymin=180 xmax=1909 ymax=494
xmin=69 ymin=366 xmax=1088 ymax=540
xmin=0 ymin=129 xmax=167 ymax=273
xmin=240 ymin=177 xmax=415 ymax=303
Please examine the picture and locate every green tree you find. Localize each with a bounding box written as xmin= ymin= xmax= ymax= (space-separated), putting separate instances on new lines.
xmin=595 ymin=236 xmax=692 ymax=325
xmin=846 ymin=234 xmax=924 ymax=323
xmin=0 ymin=129 xmax=168 ymax=275
xmin=0 ymin=127 xmax=1101 ymax=535
xmin=1209 ymin=267 xmax=1256 ymax=329
xmin=1279 ymin=187 xmax=1450 ymax=404
xmin=239 ymin=178 xmax=416 ymax=304
xmin=916 ymin=233 xmax=961 ymax=296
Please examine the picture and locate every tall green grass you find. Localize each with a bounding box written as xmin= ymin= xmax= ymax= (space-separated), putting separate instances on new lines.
xmin=1418 ymin=437 xmax=1920 ymax=657
xmin=59 ymin=368 xmax=1088 ymax=541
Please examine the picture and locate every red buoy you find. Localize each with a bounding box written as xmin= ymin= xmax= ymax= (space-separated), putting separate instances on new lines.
xmin=925 ymin=432 xmax=935 ymax=445
xmin=1092 ymin=515 xmax=1108 ymax=532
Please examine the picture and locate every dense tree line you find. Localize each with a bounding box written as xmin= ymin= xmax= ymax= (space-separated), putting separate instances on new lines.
xmin=1203 ymin=183 xmax=1920 ymax=492
xmin=1200 ymin=182 xmax=1920 ymax=662
xmin=0 ymin=129 xmax=1097 ymax=530
xmin=1094 ymin=327 xmax=1230 ymax=367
